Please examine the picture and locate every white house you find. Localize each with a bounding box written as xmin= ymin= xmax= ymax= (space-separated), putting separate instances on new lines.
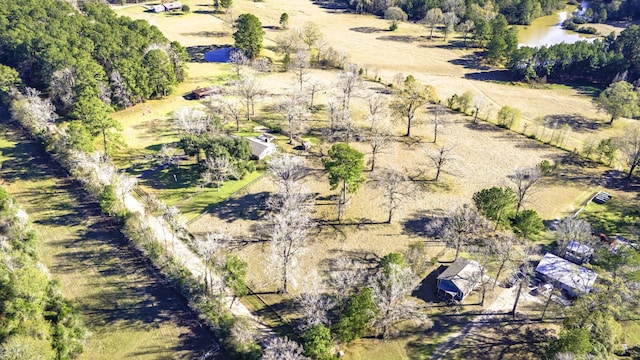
xmin=246 ymin=136 xmax=276 ymax=160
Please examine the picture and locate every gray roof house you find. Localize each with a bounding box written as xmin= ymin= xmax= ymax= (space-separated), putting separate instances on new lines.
xmin=246 ymin=136 xmax=276 ymax=160
xmin=437 ymin=258 xmax=483 ymax=302
xmin=535 ymin=253 xmax=597 ymax=297
xmin=564 ymin=241 xmax=594 ymax=264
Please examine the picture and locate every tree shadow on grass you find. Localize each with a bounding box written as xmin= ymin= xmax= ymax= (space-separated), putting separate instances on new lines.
xmin=203 ymin=191 xmax=270 ymax=223
xmin=452 ymin=318 xmax=552 ymax=359
xmin=543 ymin=114 xmax=602 ymax=133
xmin=0 ymin=124 xmax=223 ymax=359
xmin=350 ymin=26 xmax=382 ymax=33
xmin=401 ymin=209 xmax=444 ymax=238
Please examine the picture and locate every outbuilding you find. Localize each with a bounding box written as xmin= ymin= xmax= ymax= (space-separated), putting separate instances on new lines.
xmin=535 ymin=253 xmax=597 ymax=297
xmin=436 ymin=258 xmax=483 ymax=302
xmin=246 ymin=136 xmax=276 ymax=160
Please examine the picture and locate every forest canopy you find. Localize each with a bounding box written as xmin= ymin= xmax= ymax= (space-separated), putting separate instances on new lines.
xmin=0 ymin=0 xmax=187 ymax=114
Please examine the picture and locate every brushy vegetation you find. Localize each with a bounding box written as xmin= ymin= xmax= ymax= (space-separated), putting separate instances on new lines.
xmin=0 ymin=187 xmax=88 ymax=359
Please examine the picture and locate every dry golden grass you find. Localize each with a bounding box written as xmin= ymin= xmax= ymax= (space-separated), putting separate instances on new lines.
xmin=113 ymin=3 xmax=637 ymax=357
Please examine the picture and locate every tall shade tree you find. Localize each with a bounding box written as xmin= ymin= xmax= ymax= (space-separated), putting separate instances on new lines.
xmin=596 ymin=81 xmax=640 ymax=124
xmin=616 ymin=126 xmax=640 ymax=179
xmin=384 ymin=7 xmax=408 ymax=31
xmin=555 ymin=217 xmax=592 ymax=257
xmin=72 ymin=95 xmax=121 ymax=155
xmin=508 ymin=165 xmax=543 ymax=215
xmin=390 ymin=76 xmax=438 ymax=137
xmin=423 ymin=8 xmax=443 ymax=39
xmin=472 ymin=187 xmax=517 ymax=229
xmin=372 ymin=168 xmax=416 ymax=223
xmin=442 ymin=12 xmax=459 ymax=41
xmin=264 ymin=182 xmax=314 ymax=294
xmin=233 ymin=14 xmax=265 ymax=59
xmin=431 ymin=205 xmax=490 ymax=260
xmin=427 ymin=145 xmax=455 ymax=182
xmin=322 ymin=143 xmax=366 ymax=222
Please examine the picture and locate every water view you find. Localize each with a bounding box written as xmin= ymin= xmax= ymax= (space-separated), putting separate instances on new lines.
xmin=517 ymin=3 xmax=599 ymax=47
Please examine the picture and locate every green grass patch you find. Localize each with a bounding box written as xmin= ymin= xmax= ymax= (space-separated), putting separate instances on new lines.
xmin=139 ymin=166 xmax=265 ymax=220
xmin=0 ymin=128 xmax=212 ymax=359
xmin=580 ymin=197 xmax=639 ymax=237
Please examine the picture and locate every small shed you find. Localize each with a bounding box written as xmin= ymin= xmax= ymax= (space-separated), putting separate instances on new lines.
xmin=535 ymin=253 xmax=597 ymax=297
xmin=564 ymin=241 xmax=594 ymax=264
xmin=246 ymin=137 xmax=276 ymax=160
xmin=163 ymin=2 xmax=183 ymax=11
xmin=192 ymin=87 xmax=218 ymax=100
xmin=437 ymin=258 xmax=483 ymax=302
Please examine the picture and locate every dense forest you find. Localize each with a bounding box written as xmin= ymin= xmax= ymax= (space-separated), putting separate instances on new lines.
xmin=508 ymin=25 xmax=640 ymax=84
xmin=0 ymin=0 xmax=187 ymax=113
xmin=347 ymin=0 xmax=564 ymax=24
xmin=0 ymin=187 xmax=87 ymax=359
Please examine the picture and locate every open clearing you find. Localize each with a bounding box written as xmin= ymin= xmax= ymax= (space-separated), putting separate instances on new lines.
xmin=0 ymin=122 xmax=218 ymax=360
xmin=112 ymin=1 xmax=640 ymax=358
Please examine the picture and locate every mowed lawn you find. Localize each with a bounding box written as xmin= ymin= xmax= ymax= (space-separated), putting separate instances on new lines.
xmin=0 ymin=124 xmax=217 ymax=360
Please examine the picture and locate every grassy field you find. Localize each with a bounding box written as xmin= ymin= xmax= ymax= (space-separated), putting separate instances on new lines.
xmin=0 ymin=124 xmax=217 ymax=360
xmin=111 ymin=2 xmax=640 ymax=358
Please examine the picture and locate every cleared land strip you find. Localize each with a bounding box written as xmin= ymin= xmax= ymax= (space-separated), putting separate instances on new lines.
xmin=0 ymin=125 xmax=219 ymax=360
xmin=123 ymin=192 xmax=279 ymax=344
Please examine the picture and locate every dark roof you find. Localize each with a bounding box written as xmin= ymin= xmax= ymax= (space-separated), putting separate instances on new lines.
xmin=438 ymin=258 xmax=483 ymax=297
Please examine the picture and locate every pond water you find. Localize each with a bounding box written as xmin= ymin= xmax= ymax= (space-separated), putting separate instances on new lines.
xmin=517 ymin=3 xmax=598 ymax=47
xmin=204 ymin=47 xmax=231 ymax=62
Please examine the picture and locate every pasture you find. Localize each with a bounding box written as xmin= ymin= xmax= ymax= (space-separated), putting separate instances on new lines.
xmin=0 ymin=124 xmax=217 ymax=360
xmin=112 ymin=1 xmax=639 ymax=358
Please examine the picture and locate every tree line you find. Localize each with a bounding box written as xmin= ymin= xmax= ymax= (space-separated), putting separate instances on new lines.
xmin=0 ymin=187 xmax=88 ymax=359
xmin=508 ymin=25 xmax=640 ymax=85
xmin=0 ymin=0 xmax=188 ymax=154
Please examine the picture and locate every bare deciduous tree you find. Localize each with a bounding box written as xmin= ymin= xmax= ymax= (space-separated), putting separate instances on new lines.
xmin=555 ymin=217 xmax=592 ymax=257
xmin=442 ymin=12 xmax=459 ymax=41
xmin=10 ymin=87 xmax=58 ymax=135
xmin=305 ymin=79 xmax=324 ymax=108
xmin=234 ymin=75 xmax=265 ymax=121
xmin=280 ymin=92 xmax=310 ymax=145
xmin=372 ymin=168 xmax=416 ymax=223
xmin=372 ymin=263 xmax=431 ymax=338
xmin=114 ymin=172 xmax=137 ymax=202
xmin=172 ymin=106 xmax=210 ymax=136
xmin=195 ymin=232 xmax=230 ymax=293
xmin=295 ymin=271 xmax=336 ymax=331
xmin=265 ymin=183 xmax=315 ymax=294
xmin=328 ymin=257 xmax=368 ymax=306
xmin=275 ymin=30 xmax=304 ymax=59
xmin=229 ymin=317 xmax=257 ymax=352
xmin=209 ymin=94 xmax=243 ymax=131
xmin=490 ymin=234 xmax=516 ymax=289
xmin=427 ymin=145 xmax=455 ymax=182
xmin=201 ymin=156 xmax=238 ymax=191
xmin=473 ymin=96 xmax=487 ymax=123
xmin=50 ymin=67 xmax=76 ymax=112
xmin=368 ymin=126 xmax=391 ymax=171
xmin=431 ymin=205 xmax=490 ymax=260
xmin=336 ymin=64 xmax=362 ymax=110
xmin=616 ymin=126 xmax=640 ymax=179
xmin=267 ymin=154 xmax=309 ymax=194
xmin=262 ymin=337 xmax=308 ymax=360
xmin=429 ymin=104 xmax=448 ymax=143
xmin=229 ymin=49 xmax=249 ymax=79
xmin=366 ymin=93 xmax=388 ymax=130
xmin=291 ymin=50 xmax=311 ymax=91
xmin=110 ymin=70 xmax=133 ymax=108
xmin=508 ymin=165 xmax=543 ymax=216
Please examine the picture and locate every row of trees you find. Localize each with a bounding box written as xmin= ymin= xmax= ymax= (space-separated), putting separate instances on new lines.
xmin=0 ymin=187 xmax=88 ymax=359
xmin=348 ymin=0 xmax=564 ymax=25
